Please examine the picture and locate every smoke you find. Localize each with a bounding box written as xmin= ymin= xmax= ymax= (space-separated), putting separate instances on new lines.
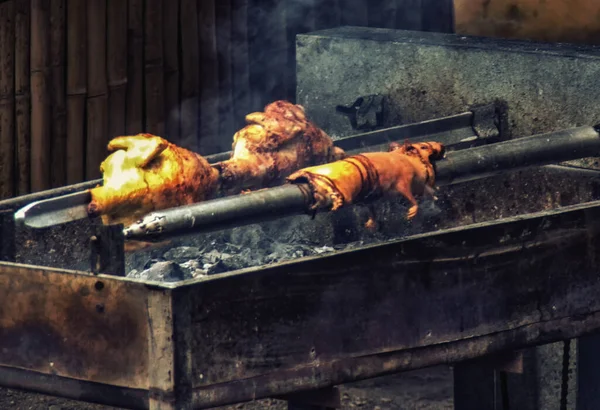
xmin=165 ymin=0 xmax=421 ymax=153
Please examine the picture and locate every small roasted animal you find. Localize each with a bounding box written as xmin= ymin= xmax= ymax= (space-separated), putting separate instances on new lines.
xmin=287 ymin=140 xmax=446 ymax=220
xmin=88 ymin=134 xmax=220 ymax=226
xmin=215 ymin=100 xmax=346 ymax=194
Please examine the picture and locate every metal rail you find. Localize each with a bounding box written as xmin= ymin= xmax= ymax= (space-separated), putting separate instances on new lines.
xmin=1 ymin=108 xmax=496 ymax=213
xmin=122 ymin=126 xmax=600 ymax=240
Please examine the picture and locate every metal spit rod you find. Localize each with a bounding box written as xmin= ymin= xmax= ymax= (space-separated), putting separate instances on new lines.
xmin=122 ymin=125 xmax=600 ymax=240
xmin=12 ymin=109 xmax=494 ymax=229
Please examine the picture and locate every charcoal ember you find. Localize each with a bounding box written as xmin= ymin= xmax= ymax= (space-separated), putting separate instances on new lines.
xmin=204 ymin=260 xmax=228 ymax=275
xmin=335 ymin=241 xmax=365 ymax=251
xmin=144 ymin=258 xmax=165 ymax=269
xmin=228 ymin=225 xmax=275 ymax=249
xmin=180 ymin=260 xmax=207 ymax=278
xmin=129 ymin=261 xmax=191 ymax=282
xmin=163 ymin=246 xmax=204 ymax=263
xmin=264 ymin=243 xmax=316 ymax=263
xmin=202 ymin=249 xmax=232 ymax=265
xmin=201 ymin=248 xmax=263 ymax=274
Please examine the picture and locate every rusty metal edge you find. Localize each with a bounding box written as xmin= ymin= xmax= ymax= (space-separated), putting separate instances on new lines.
xmin=189 ymin=310 xmax=600 ymax=408
xmin=0 ymin=260 xmax=173 ymax=289
xmin=0 ymin=365 xmax=149 ymax=409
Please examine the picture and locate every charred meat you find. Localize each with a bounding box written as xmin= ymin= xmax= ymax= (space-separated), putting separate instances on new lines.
xmin=287 ymin=141 xmax=446 ymax=220
xmin=215 ymin=100 xmax=346 ymax=194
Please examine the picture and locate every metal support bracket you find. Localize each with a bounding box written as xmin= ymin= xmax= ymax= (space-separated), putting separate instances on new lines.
xmin=470 ymin=99 xmax=509 ymax=142
xmin=0 ymin=209 xmax=15 ymax=262
xmin=90 ymin=224 xmax=125 ymax=276
xmin=336 ymin=95 xmax=385 ymax=131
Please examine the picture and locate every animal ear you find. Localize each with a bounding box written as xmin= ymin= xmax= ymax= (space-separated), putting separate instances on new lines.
xmin=388 ymin=142 xmax=401 ymax=152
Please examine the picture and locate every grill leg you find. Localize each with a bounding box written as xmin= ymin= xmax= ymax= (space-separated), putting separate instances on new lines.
xmin=453 ymin=342 xmax=577 ymax=410
xmin=280 ymin=387 xmax=341 ymax=410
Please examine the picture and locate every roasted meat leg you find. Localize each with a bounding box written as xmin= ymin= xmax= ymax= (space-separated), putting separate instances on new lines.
xmin=287 ymin=140 xmax=446 ymax=220
xmin=215 ymin=100 xmax=346 ymax=194
xmin=88 ymin=133 xmax=220 ymax=226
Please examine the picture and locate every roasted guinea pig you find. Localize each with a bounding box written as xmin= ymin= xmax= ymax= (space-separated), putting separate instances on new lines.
xmin=88 ymin=133 xmax=220 ymax=226
xmin=215 ymin=100 xmax=346 ymax=194
xmin=287 ymin=140 xmax=446 ymax=220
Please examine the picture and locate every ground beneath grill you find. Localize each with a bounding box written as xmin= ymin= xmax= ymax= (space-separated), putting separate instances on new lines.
xmin=0 ymin=366 xmax=453 ymax=409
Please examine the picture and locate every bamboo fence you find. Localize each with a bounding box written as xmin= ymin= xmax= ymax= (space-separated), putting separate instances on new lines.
xmin=0 ymin=0 xmax=453 ymax=198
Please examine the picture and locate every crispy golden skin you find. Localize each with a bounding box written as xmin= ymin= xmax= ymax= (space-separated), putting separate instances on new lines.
xmin=287 ymin=141 xmax=446 ymax=220
xmin=88 ymin=133 xmax=220 ymax=226
xmin=215 ymin=100 xmax=346 ymax=194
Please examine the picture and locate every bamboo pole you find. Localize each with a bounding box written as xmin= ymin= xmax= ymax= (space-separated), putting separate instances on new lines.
xmin=50 ymin=0 xmax=66 ymax=188
xmin=86 ymin=0 xmax=108 ymax=180
xmin=30 ymin=0 xmax=51 ymax=192
xmin=198 ymin=0 xmax=219 ymax=154
xmin=215 ymin=0 xmax=234 ymax=144
xmin=0 ymin=1 xmax=15 ymax=199
xmin=126 ymin=0 xmax=143 ymax=134
xmin=144 ymin=0 xmax=164 ymax=136
xmin=231 ymin=0 xmax=250 ymax=131
xmin=179 ymin=0 xmax=199 ymax=152
xmin=163 ymin=0 xmax=180 ymax=144
xmin=15 ymin=0 xmax=30 ymax=195
xmin=107 ymin=0 xmax=127 ymax=140
xmin=66 ymin=0 xmax=86 ymax=184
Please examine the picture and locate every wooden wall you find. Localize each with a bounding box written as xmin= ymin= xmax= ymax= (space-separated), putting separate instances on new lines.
xmin=0 ymin=0 xmax=453 ymax=199
xmin=454 ymin=0 xmax=600 ymax=45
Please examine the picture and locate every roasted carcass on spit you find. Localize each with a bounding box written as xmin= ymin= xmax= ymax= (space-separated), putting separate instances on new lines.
xmin=88 ymin=134 xmax=220 ymax=226
xmin=215 ymin=100 xmax=346 ymax=194
xmin=88 ymin=101 xmax=343 ymax=227
xmin=287 ymin=140 xmax=446 ymax=220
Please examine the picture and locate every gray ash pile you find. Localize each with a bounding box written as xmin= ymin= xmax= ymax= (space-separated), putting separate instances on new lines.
xmin=125 ymin=221 xmax=368 ymax=282
xmin=124 ymin=197 xmax=445 ymax=282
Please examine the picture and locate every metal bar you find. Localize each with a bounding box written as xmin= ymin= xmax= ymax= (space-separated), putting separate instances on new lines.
xmin=123 ymin=125 xmax=600 ymax=241
xmin=14 ymin=190 xmax=92 ymax=229
xmin=0 ymin=365 xmax=148 ymax=410
xmin=436 ymin=125 xmax=600 ymax=185
xmin=0 ymin=178 xmax=102 ymax=212
xmin=123 ymin=184 xmax=314 ymax=240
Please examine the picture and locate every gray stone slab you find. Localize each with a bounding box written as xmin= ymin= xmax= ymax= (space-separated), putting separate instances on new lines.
xmin=296 ymin=26 xmax=600 ymax=141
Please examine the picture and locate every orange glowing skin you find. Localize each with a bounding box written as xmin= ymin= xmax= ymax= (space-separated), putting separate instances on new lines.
xmin=287 ymin=141 xmax=446 ymax=220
